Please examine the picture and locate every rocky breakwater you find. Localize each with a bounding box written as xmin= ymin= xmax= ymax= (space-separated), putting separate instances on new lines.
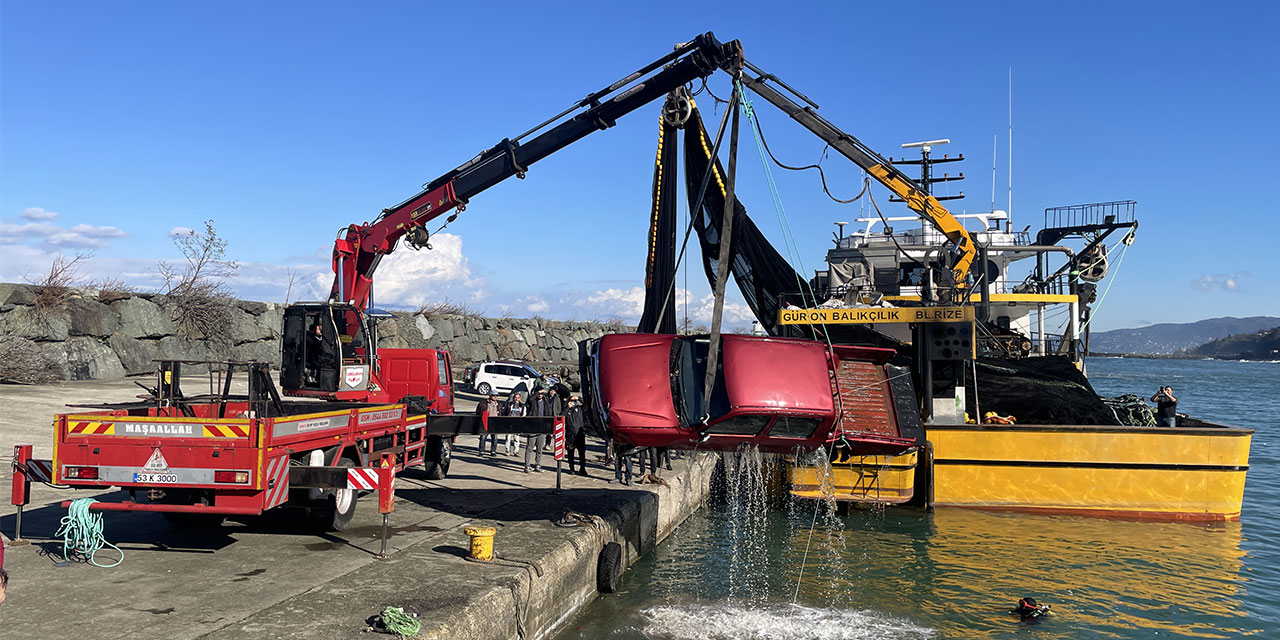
xmin=0 ymin=283 xmax=282 ymax=382
xmin=0 ymin=282 xmax=623 ymax=383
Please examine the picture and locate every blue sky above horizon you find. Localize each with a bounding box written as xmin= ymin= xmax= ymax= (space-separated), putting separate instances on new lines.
xmin=3 ymin=1 xmax=1277 ymax=332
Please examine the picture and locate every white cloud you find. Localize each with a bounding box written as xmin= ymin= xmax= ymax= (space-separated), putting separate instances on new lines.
xmin=361 ymin=233 xmax=487 ymax=308
xmin=1 ymin=210 xmax=127 ymax=250
xmin=1192 ymin=272 xmax=1249 ymax=293
xmin=520 ymin=295 xmax=550 ymax=313
xmin=567 ymin=285 xmax=757 ymax=327
xmin=0 ymin=221 xmax=62 ymax=240
xmin=21 ymin=207 xmax=59 ymax=221
xmin=169 ymin=226 xmax=194 ymax=237
xmin=572 ymin=286 xmax=647 ymax=317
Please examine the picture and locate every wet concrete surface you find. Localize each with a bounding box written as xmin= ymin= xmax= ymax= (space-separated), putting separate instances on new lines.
xmin=0 ymin=376 xmax=714 ymax=639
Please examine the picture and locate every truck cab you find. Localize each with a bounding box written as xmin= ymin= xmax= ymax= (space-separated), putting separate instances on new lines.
xmin=280 ymin=302 xmax=453 ymax=412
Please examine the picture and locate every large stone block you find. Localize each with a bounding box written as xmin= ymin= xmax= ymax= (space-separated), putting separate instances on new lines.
xmin=0 ymin=283 xmax=37 ymax=306
xmin=66 ymin=297 xmax=119 ymax=338
xmin=231 ymin=340 xmax=280 ymax=367
xmin=112 ymin=297 xmax=175 ymax=339
xmin=155 ymin=336 xmax=215 ymax=364
xmin=414 ymin=315 xmax=435 ymax=342
xmin=255 ymin=306 xmax=282 ymax=341
xmin=108 ymin=334 xmax=159 ymax=375
xmin=42 ymin=337 xmax=126 ymax=381
xmin=433 ymin=317 xmax=455 ymax=342
xmin=0 ymin=305 xmax=70 ymax=341
xmin=225 ymin=307 xmax=268 ymax=344
xmin=237 ymin=300 xmax=270 ymax=315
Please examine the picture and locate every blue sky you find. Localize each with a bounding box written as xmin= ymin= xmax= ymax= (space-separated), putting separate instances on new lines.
xmin=3 ymin=1 xmax=1277 ymax=332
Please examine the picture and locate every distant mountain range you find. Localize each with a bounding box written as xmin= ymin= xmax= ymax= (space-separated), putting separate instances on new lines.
xmin=1090 ymin=316 xmax=1280 ymax=355
xmin=1187 ymin=326 xmax=1280 ymax=360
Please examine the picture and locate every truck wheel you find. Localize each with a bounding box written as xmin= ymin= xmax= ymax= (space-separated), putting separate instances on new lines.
xmin=308 ymin=458 xmax=357 ymax=532
xmin=477 ymin=382 xmax=492 ymax=395
xmin=423 ymin=436 xmax=451 ymax=480
xmin=596 ymin=541 xmax=623 ymax=593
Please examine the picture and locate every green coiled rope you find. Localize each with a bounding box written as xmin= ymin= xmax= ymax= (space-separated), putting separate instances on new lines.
xmin=379 ymin=606 xmax=421 ymax=637
xmin=55 ymin=497 xmax=123 ymax=568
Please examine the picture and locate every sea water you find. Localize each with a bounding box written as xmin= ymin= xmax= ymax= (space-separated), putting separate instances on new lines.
xmin=556 ymin=358 xmax=1279 ymax=639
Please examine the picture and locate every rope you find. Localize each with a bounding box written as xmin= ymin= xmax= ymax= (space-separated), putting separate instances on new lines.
xmin=55 ymin=498 xmax=123 ymax=568
xmin=379 ymin=606 xmax=421 ymax=637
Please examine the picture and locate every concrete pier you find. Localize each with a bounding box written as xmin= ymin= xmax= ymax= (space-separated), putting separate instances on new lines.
xmin=0 ymin=379 xmax=717 ymax=639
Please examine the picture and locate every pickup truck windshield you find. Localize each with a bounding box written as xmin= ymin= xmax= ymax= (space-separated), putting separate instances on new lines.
xmin=672 ymin=338 xmax=729 ymax=426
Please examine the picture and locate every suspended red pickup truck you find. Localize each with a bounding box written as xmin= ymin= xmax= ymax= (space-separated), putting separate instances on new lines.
xmin=580 ymin=334 xmax=923 ymax=454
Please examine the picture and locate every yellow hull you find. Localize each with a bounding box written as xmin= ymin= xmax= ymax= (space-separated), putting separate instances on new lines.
xmin=788 ymin=424 xmax=1252 ymax=521
xmin=789 ymin=450 xmax=918 ymax=504
xmin=928 ymin=424 xmax=1252 ymax=521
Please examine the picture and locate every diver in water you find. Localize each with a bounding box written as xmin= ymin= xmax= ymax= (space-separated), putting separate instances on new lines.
xmin=1012 ymin=597 xmax=1051 ymax=622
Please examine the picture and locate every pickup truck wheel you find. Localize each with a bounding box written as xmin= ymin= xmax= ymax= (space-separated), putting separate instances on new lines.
xmin=423 ymin=436 xmax=451 ymax=480
xmin=476 ymin=382 xmax=492 ymax=395
xmin=308 ymin=458 xmax=357 ymax=532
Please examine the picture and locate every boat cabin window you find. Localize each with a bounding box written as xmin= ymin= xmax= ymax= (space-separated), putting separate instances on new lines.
xmin=672 ymin=338 xmax=729 ymax=425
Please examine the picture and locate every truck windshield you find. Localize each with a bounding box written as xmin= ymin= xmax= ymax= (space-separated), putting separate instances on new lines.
xmin=672 ymin=338 xmax=729 ymax=426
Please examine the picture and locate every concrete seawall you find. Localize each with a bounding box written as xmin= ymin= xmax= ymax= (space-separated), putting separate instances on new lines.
xmin=201 ymin=454 xmax=718 ymax=640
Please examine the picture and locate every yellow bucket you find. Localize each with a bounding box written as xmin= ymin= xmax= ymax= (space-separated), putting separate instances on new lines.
xmin=464 ymin=526 xmax=496 ymax=561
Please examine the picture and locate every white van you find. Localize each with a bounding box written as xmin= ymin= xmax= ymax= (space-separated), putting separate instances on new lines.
xmin=470 ymin=361 xmax=549 ymax=395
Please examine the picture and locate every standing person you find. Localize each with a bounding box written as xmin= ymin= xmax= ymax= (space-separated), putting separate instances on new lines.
xmin=657 ymin=447 xmax=673 ymax=471
xmin=565 ymin=395 xmax=588 ymax=476
xmin=525 ymin=389 xmax=550 ymax=473
xmin=1 ymin=567 xmax=8 ymax=607
xmin=1151 ymin=386 xmax=1178 ymax=428
xmin=613 ymin=444 xmax=635 ymax=485
xmin=504 ymin=392 xmax=525 ymax=456
xmin=475 ymin=394 xmax=500 ymax=456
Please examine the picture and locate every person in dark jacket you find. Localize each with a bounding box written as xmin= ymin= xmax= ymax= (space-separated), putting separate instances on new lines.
xmin=306 ymin=323 xmax=336 ymax=383
xmin=476 ymin=394 xmax=499 ymax=456
xmin=1151 ymin=386 xmax=1178 ymax=427
xmin=525 ymin=389 xmax=551 ymax=472
xmin=565 ymin=395 xmax=588 ymax=476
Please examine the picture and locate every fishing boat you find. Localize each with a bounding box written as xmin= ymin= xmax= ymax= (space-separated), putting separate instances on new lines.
xmin=786 ymin=199 xmax=1253 ymax=521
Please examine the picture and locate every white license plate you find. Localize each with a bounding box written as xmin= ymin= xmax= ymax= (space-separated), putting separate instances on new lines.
xmin=134 ymin=472 xmax=178 ymax=484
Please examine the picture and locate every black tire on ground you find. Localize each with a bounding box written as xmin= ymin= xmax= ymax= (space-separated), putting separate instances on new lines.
xmin=476 ymin=381 xmax=492 ymax=395
xmin=308 ymin=457 xmax=357 ymax=532
xmin=423 ymin=436 xmax=451 ymax=480
xmin=596 ymin=541 xmax=623 ymax=593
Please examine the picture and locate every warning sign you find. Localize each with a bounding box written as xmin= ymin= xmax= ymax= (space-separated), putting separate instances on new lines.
xmin=778 ymin=306 xmax=974 ymax=325
xmin=143 ymin=449 xmax=170 ymax=472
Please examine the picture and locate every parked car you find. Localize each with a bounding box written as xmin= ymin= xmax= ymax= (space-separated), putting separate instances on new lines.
xmin=579 ymin=333 xmax=921 ymax=454
xmin=470 ymin=360 xmax=554 ymax=395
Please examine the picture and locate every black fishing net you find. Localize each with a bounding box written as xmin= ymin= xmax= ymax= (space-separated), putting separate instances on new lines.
xmin=964 ymin=356 xmax=1121 ymax=426
xmin=1102 ymin=394 xmax=1157 ymax=427
xmin=637 ymin=120 xmax=679 ymax=335
xmin=683 ymin=107 xmax=810 ymax=337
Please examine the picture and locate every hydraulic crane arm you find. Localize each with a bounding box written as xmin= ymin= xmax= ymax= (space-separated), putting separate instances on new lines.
xmin=739 ymin=65 xmax=976 ymax=286
xmin=332 ymin=33 xmax=742 ymax=309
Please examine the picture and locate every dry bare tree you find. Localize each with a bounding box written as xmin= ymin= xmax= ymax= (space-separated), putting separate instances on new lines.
xmin=26 ymin=252 xmax=91 ymax=316
xmin=159 ymin=220 xmax=238 ymax=342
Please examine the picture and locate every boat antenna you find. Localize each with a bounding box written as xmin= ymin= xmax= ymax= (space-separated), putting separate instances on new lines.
xmin=1008 ymin=66 xmax=1013 ymax=232
xmin=991 ymin=133 xmax=998 ymax=214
